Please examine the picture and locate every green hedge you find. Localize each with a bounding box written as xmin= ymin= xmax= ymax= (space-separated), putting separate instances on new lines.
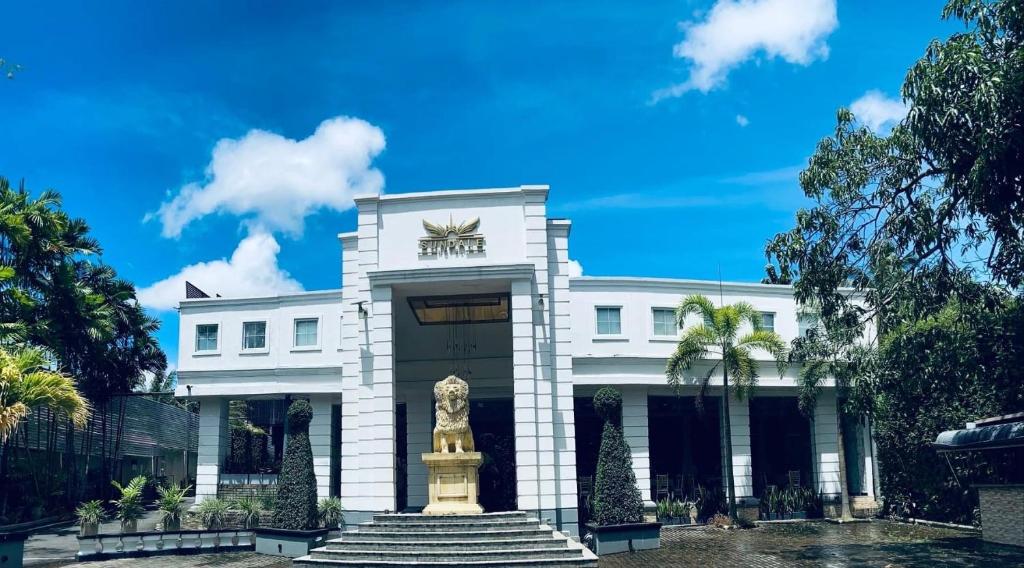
xmin=872 ymin=300 xmax=1024 ymax=524
xmin=591 ymin=387 xmax=644 ymax=526
xmin=271 ymin=400 xmax=318 ymax=530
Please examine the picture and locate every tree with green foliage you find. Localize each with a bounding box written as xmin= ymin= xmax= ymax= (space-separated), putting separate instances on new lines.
xmin=0 ymin=176 xmax=167 ymax=513
xmin=766 ymin=0 xmax=1023 ymax=328
xmin=765 ymin=0 xmax=1024 ymax=524
xmin=665 ymin=295 xmax=786 ymax=521
xmin=590 ymin=387 xmax=644 ymax=526
xmin=868 ymin=296 xmax=1024 ymax=522
xmin=271 ymin=399 xmax=318 ymax=530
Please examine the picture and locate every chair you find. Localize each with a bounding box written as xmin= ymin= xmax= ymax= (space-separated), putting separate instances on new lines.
xmin=788 ymin=470 xmax=801 ymax=487
xmin=655 ymin=474 xmax=670 ymax=501
xmin=670 ymin=475 xmax=684 ymax=499
xmin=578 ymin=476 xmax=593 ymax=499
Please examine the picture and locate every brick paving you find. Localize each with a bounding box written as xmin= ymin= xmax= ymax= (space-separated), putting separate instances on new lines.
xmin=34 ymin=520 xmax=1024 ymax=567
xmin=598 ymin=521 xmax=1024 ymax=567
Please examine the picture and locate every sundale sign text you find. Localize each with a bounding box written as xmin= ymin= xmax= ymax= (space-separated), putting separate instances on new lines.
xmin=419 ymin=217 xmax=486 ymax=256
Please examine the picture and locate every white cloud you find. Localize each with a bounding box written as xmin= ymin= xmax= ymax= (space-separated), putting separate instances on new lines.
xmin=137 ymin=232 xmax=303 ymax=311
xmin=850 ymin=90 xmax=908 ymax=133
xmin=568 ymin=259 xmax=583 ymax=278
xmin=736 ymin=114 xmax=750 ymax=127
xmin=653 ymin=0 xmax=837 ymax=100
xmin=152 ymin=116 xmax=386 ymax=238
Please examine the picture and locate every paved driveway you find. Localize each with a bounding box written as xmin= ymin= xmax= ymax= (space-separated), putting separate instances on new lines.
xmin=600 ymin=521 xmax=1024 ymax=567
xmin=28 ymin=520 xmax=1024 ymax=567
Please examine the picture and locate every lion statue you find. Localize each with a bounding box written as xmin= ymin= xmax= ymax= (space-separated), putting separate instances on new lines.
xmin=432 ymin=375 xmax=474 ymax=453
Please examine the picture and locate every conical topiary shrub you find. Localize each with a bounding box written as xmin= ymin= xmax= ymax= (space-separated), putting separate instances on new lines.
xmin=271 ymin=399 xmax=318 ymax=530
xmin=591 ymin=387 xmax=644 ymax=525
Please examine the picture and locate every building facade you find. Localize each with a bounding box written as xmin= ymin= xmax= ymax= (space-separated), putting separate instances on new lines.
xmin=176 ymin=185 xmax=878 ymax=533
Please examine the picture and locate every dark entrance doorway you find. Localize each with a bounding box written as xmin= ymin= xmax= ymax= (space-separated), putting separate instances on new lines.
xmin=750 ymin=397 xmax=813 ymax=497
xmin=469 ymin=398 xmax=517 ymax=512
xmin=648 ymin=396 xmax=723 ymax=500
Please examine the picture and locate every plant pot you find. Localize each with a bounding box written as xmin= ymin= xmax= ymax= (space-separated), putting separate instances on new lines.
xmin=0 ymin=531 xmax=29 ymax=568
xmin=163 ymin=518 xmax=181 ymax=532
xmin=585 ymin=522 xmax=661 ymax=555
xmin=80 ymin=522 xmax=99 ymax=537
xmin=789 ymin=512 xmax=807 ymax=520
xmin=121 ymin=520 xmax=138 ymax=533
xmin=254 ymin=527 xmax=330 ymax=557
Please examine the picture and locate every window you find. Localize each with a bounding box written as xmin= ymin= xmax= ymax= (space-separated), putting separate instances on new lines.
xmin=756 ymin=312 xmax=776 ymax=332
xmin=703 ymin=313 xmax=715 ymax=328
xmin=243 ymin=321 xmax=267 ymax=350
xmin=798 ymin=313 xmax=820 ymax=337
xmin=195 ymin=324 xmax=219 ymax=352
xmin=294 ymin=318 xmax=319 ymax=347
xmin=652 ymin=308 xmax=677 ymax=336
xmin=595 ymin=307 xmax=621 ymax=335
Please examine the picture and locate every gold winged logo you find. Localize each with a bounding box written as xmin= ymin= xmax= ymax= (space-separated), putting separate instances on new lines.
xmin=419 ymin=215 xmax=485 ymax=256
xmin=422 ymin=216 xmax=480 ymax=238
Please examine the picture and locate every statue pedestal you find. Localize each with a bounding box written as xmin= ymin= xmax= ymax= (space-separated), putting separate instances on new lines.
xmin=421 ymin=452 xmax=484 ymax=515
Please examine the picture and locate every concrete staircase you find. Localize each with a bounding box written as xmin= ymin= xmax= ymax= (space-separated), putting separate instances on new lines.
xmin=293 ymin=511 xmax=598 ymax=567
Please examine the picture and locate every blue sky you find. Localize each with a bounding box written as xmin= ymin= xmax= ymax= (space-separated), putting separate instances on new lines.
xmin=0 ymin=1 xmax=954 ymax=365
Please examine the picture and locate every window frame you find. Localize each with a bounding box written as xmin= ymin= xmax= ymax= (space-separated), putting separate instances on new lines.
xmin=241 ymin=320 xmax=269 ymax=354
xmin=650 ymin=307 xmax=679 ymax=340
xmin=292 ymin=316 xmax=322 ymax=351
xmin=755 ymin=311 xmax=776 ymax=333
xmin=594 ymin=305 xmax=624 ymax=339
xmin=193 ymin=321 xmax=221 ymax=356
xmin=798 ymin=312 xmax=820 ymax=338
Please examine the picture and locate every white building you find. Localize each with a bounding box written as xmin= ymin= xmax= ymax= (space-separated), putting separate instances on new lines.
xmin=176 ymin=185 xmax=877 ymax=533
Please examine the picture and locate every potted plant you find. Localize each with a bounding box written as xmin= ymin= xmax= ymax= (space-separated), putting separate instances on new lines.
xmin=235 ymin=495 xmax=264 ymax=529
xmin=110 ymin=475 xmax=147 ymax=533
xmin=196 ymin=497 xmax=230 ymax=530
xmin=76 ymin=500 xmax=106 ymax=536
xmin=318 ymin=497 xmax=344 ymax=530
xmin=156 ymin=484 xmax=191 ymax=531
xmin=656 ymin=498 xmax=670 ymax=523
xmin=254 ymin=400 xmax=330 ymax=556
xmin=583 ymin=388 xmax=660 ymax=555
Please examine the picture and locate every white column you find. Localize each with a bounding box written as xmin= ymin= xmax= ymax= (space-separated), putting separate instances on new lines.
xmin=547 ymin=218 xmax=578 ymax=533
xmin=722 ymin=394 xmax=753 ymax=499
xmin=622 ymin=387 xmax=653 ymax=507
xmin=813 ymin=389 xmax=841 ymax=497
xmin=358 ymin=284 xmax=396 ymax=511
xmin=406 ymin=388 xmax=432 ymax=509
xmin=309 ymin=395 xmax=334 ymax=500
xmin=339 ymin=234 xmax=363 ymax=516
xmin=512 ymin=278 xmax=540 ymax=512
xmin=195 ymin=398 xmax=228 ymax=504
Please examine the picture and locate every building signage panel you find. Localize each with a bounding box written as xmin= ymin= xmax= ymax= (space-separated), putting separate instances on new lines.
xmin=418 ymin=216 xmax=486 ymax=256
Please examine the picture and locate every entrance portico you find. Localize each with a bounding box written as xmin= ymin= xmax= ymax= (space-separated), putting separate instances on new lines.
xmin=337 ymin=187 xmax=579 ymax=532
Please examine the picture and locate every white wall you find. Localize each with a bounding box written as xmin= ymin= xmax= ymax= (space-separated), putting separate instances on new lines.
xmin=178 ymin=292 xmax=344 ymax=372
xmin=570 ymin=278 xmax=805 ymax=361
xmin=373 ymin=188 xmax=535 ymax=272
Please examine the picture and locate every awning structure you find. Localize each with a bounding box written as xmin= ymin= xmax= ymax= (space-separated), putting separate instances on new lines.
xmin=933 ymin=418 xmax=1024 ymax=453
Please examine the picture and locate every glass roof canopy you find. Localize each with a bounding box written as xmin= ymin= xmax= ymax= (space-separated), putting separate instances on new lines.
xmin=407 ymin=293 xmax=511 ymax=325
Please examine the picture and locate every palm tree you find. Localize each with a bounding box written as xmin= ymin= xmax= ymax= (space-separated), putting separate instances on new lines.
xmin=665 ymin=295 xmax=786 ymax=521
xmin=0 ymin=345 xmax=89 ymax=444
xmin=790 ymin=321 xmax=872 ymax=522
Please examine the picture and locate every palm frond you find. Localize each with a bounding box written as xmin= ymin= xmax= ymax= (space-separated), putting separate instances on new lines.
xmin=665 ymin=326 xmax=715 ymax=390
xmin=675 ymin=295 xmax=716 ymax=328
xmin=730 ymin=301 xmax=761 ymax=330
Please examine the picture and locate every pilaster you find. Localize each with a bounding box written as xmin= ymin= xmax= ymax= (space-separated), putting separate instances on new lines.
xmin=622 ymin=387 xmax=653 ymax=507
xmin=722 ymin=394 xmax=753 ymax=499
xmin=195 ymin=397 xmax=228 ymax=504
xmin=813 ymin=389 xmax=841 ymax=497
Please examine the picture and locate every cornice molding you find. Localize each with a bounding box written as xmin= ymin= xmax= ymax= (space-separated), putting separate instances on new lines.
xmin=368 ymin=263 xmax=536 ymax=286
